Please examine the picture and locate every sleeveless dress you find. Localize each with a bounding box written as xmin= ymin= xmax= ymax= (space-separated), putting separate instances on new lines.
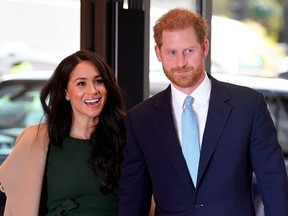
xmin=45 ymin=137 xmax=118 ymax=216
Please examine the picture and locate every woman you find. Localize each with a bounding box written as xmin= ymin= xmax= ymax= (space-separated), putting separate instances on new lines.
xmin=0 ymin=50 xmax=126 ymax=215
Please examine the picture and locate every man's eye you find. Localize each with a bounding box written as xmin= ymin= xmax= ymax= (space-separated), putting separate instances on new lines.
xmin=168 ymin=50 xmax=176 ymax=55
xmin=185 ymin=49 xmax=193 ymax=53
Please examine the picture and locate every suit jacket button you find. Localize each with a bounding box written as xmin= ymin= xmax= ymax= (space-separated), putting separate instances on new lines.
xmin=194 ymin=204 xmax=203 ymax=208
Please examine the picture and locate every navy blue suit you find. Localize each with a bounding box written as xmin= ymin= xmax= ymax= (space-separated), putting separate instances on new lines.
xmin=118 ymin=75 xmax=288 ymax=216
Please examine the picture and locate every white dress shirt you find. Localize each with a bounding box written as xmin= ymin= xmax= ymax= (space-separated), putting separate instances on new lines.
xmin=171 ymin=73 xmax=211 ymax=147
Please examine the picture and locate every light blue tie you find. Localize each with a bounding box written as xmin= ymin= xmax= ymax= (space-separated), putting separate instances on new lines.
xmin=181 ymin=96 xmax=200 ymax=187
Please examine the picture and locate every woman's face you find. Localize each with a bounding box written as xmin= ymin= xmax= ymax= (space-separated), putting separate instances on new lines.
xmin=65 ymin=61 xmax=107 ymax=122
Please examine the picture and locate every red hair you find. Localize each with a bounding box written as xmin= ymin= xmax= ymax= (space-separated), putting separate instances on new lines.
xmin=153 ymin=8 xmax=208 ymax=47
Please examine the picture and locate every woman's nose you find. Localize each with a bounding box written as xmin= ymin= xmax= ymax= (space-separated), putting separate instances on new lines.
xmin=88 ymin=84 xmax=99 ymax=94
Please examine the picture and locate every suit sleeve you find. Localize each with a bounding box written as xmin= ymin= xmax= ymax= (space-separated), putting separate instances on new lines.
xmin=250 ymin=93 xmax=288 ymax=216
xmin=118 ymin=111 xmax=152 ymax=216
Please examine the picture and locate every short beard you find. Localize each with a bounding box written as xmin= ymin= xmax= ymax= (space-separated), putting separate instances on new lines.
xmin=164 ymin=64 xmax=204 ymax=88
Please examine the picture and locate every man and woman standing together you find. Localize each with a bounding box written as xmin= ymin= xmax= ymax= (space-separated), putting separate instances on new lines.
xmin=0 ymin=8 xmax=288 ymax=216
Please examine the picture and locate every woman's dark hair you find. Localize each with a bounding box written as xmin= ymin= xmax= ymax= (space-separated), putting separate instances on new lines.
xmin=40 ymin=50 xmax=126 ymax=194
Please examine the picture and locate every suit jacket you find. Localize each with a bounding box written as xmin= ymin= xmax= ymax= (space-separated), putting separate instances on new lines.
xmin=118 ymin=75 xmax=288 ymax=216
xmin=0 ymin=123 xmax=49 ymax=216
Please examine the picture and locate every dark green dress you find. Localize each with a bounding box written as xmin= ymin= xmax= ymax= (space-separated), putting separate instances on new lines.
xmin=45 ymin=137 xmax=118 ymax=216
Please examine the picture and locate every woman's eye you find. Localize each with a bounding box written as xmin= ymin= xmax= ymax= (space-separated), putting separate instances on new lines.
xmin=95 ymin=79 xmax=104 ymax=85
xmin=77 ymin=81 xmax=86 ymax=86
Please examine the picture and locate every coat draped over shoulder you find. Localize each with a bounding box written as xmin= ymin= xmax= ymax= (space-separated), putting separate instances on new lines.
xmin=0 ymin=123 xmax=49 ymax=216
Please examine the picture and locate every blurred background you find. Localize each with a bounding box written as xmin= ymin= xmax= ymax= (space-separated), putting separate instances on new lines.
xmin=0 ymin=1 xmax=287 ymax=215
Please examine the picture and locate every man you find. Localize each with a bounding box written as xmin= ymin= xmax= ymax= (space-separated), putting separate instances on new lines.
xmin=118 ymin=8 xmax=288 ymax=216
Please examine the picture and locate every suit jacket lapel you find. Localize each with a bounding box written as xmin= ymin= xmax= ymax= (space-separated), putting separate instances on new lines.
xmin=197 ymin=77 xmax=232 ymax=186
xmin=150 ymin=78 xmax=233 ymax=188
xmin=152 ymin=87 xmax=194 ymax=185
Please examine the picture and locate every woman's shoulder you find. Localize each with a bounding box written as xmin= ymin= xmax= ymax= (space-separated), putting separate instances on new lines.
xmin=22 ymin=122 xmax=47 ymax=134
xmin=15 ymin=122 xmax=49 ymax=149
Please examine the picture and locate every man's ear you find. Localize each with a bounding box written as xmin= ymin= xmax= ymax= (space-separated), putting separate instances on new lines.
xmin=155 ymin=45 xmax=162 ymax=62
xmin=203 ymin=39 xmax=209 ymax=57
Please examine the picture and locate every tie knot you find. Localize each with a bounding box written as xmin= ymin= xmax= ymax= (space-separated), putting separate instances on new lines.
xmin=184 ymin=96 xmax=194 ymax=110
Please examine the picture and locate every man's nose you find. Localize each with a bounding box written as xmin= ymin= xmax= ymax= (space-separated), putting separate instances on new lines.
xmin=177 ymin=53 xmax=188 ymax=67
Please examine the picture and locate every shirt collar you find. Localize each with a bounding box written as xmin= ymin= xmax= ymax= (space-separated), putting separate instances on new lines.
xmin=171 ymin=72 xmax=211 ymax=108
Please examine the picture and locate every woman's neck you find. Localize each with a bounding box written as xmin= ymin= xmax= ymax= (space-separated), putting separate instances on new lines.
xmin=70 ymin=117 xmax=99 ymax=139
